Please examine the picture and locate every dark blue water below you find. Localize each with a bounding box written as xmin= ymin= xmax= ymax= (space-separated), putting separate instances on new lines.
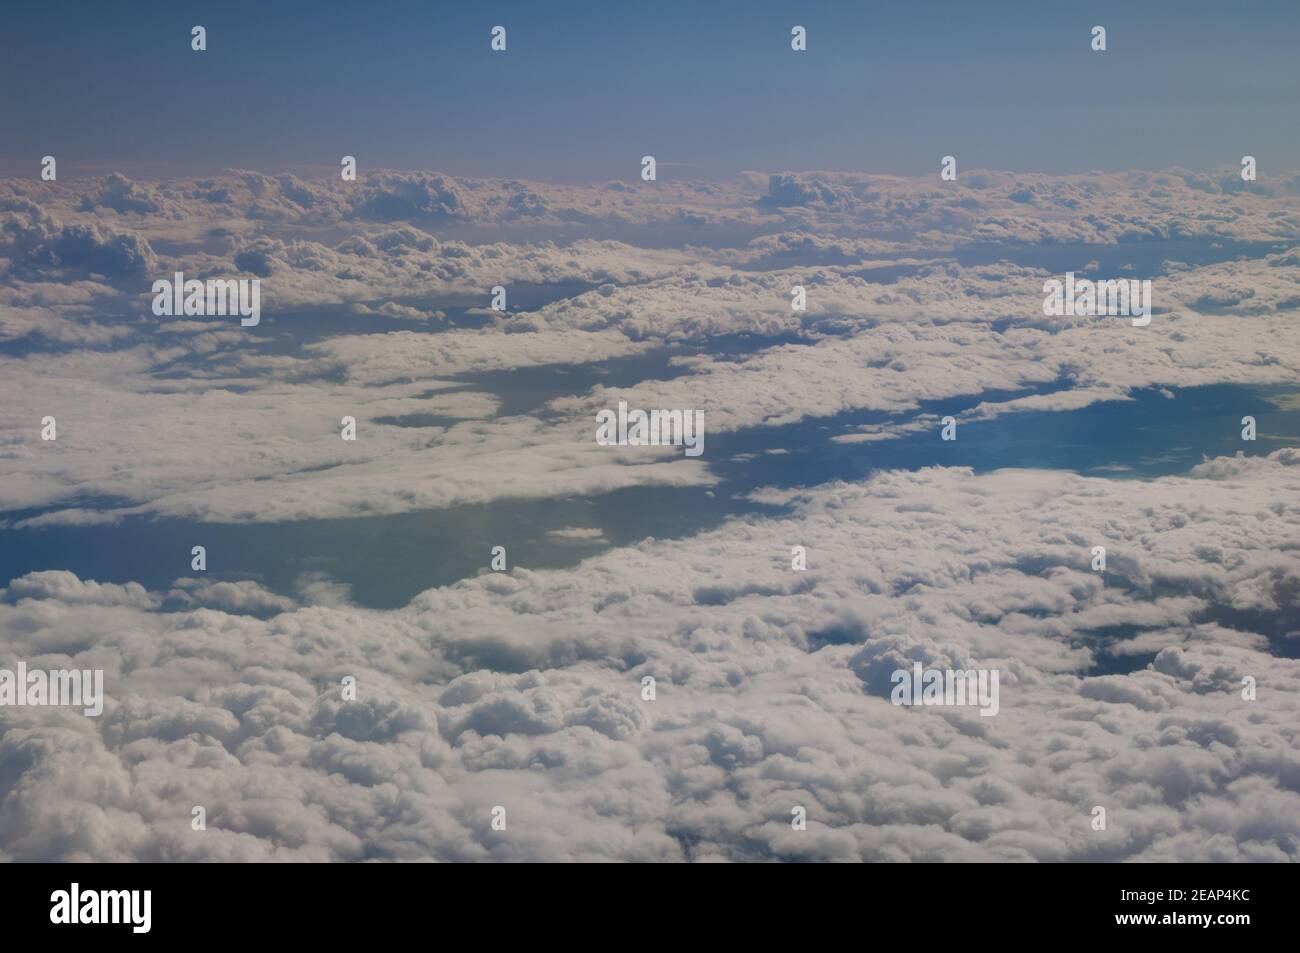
xmin=3 ymin=383 xmax=1295 ymax=617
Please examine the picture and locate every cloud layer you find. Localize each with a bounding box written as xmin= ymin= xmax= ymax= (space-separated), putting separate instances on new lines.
xmin=2 ymin=167 xmax=1298 ymax=862
xmin=4 ymin=170 xmax=1300 ymax=525
xmin=1 ymin=451 xmax=1297 ymax=861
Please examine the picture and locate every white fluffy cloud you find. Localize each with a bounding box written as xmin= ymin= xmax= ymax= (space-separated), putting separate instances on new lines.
xmin=2 ymin=168 xmax=1299 ymax=862
xmin=0 ymin=452 xmax=1297 ymax=861
xmin=4 ymin=172 xmax=1299 ymax=523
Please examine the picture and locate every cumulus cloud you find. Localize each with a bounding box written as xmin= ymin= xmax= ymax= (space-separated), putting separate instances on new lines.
xmin=0 ymin=452 xmax=1296 ymax=861
xmin=2 ymin=167 xmax=1299 ymax=862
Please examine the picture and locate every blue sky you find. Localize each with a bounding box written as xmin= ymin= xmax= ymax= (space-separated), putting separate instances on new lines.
xmin=4 ymin=0 xmax=1299 ymax=180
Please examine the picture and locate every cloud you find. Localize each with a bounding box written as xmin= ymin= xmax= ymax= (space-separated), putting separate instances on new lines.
xmin=166 ymin=578 xmax=297 ymax=615
xmin=0 ymin=451 xmax=1296 ymax=861
xmin=2 ymin=167 xmax=1299 ymax=861
xmin=4 ymin=170 xmax=1300 ymax=526
xmin=0 ymin=570 xmax=157 ymax=609
xmin=5 ymin=217 xmax=158 ymax=280
xmin=356 ymin=173 xmax=470 ymax=224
